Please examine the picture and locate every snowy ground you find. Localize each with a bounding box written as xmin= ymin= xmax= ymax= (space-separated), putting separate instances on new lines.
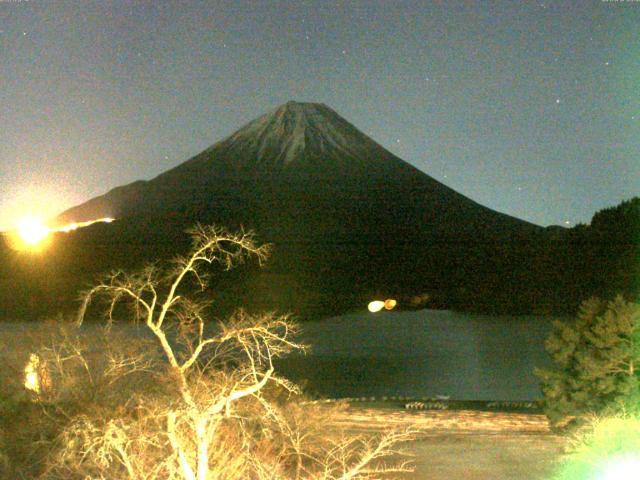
xmin=328 ymin=403 xmax=566 ymax=480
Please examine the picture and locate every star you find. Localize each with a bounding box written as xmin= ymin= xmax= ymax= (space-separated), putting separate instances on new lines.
xmin=604 ymin=61 xmax=610 ymax=66
xmin=341 ymin=49 xmax=347 ymax=55
xmin=556 ymin=98 xmax=561 ymax=104
xmin=395 ymin=138 xmax=400 ymax=143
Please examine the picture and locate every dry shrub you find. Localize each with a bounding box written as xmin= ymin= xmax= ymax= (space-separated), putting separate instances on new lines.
xmin=27 ymin=225 xmax=414 ymax=480
xmin=0 ymin=319 xmax=160 ymax=477
xmin=40 ymin=322 xmax=412 ymax=479
xmin=42 ymin=372 xmax=412 ymax=480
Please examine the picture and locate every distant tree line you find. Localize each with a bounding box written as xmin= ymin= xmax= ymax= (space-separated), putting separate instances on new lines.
xmin=541 ymin=196 xmax=638 ymax=313
xmin=449 ymin=197 xmax=639 ymax=315
xmin=535 ymin=295 xmax=640 ymax=480
xmin=0 ymin=197 xmax=637 ymax=320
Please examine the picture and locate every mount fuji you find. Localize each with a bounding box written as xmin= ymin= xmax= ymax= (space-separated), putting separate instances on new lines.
xmin=5 ymin=102 xmax=545 ymax=318
xmin=58 ymin=101 xmax=534 ymax=241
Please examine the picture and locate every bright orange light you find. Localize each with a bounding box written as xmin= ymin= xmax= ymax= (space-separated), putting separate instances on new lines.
xmin=384 ymin=299 xmax=397 ymax=310
xmin=368 ymin=300 xmax=385 ymax=313
xmin=16 ymin=217 xmax=50 ymax=246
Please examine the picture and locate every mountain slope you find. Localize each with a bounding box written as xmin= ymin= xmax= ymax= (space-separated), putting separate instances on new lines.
xmin=57 ymin=101 xmax=535 ymax=239
xmin=42 ymin=101 xmax=544 ymax=317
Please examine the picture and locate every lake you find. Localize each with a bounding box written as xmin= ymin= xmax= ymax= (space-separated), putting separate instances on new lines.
xmin=1 ymin=309 xmax=557 ymax=401
xmin=276 ymin=309 xmax=556 ymax=401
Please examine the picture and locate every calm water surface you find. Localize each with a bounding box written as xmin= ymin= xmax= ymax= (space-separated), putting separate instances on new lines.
xmin=1 ymin=309 xmax=556 ymax=401
xmin=276 ymin=309 xmax=555 ymax=401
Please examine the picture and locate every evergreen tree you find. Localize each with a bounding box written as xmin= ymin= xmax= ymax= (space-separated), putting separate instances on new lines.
xmin=535 ymin=296 xmax=640 ymax=428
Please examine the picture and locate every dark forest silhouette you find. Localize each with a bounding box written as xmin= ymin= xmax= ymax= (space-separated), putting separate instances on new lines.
xmin=1 ymin=197 xmax=637 ymax=321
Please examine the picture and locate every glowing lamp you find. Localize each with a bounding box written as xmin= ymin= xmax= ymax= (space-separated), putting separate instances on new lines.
xmin=368 ymin=301 xmax=385 ymax=313
xmin=384 ymin=299 xmax=397 ymax=310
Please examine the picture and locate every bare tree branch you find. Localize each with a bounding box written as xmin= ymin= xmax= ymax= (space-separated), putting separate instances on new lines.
xmin=48 ymin=224 xmax=414 ymax=480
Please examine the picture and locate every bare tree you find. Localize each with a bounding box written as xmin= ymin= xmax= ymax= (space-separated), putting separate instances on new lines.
xmin=42 ymin=224 xmax=415 ymax=480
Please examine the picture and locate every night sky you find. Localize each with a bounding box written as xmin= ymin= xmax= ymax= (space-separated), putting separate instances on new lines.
xmin=1 ymin=0 xmax=638 ymax=231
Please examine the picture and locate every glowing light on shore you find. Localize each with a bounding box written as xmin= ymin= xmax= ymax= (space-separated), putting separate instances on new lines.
xmin=368 ymin=301 xmax=385 ymax=313
xmin=368 ymin=299 xmax=398 ymax=313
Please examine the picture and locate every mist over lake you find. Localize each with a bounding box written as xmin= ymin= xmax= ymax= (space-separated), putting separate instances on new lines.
xmin=276 ymin=309 xmax=556 ymax=401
